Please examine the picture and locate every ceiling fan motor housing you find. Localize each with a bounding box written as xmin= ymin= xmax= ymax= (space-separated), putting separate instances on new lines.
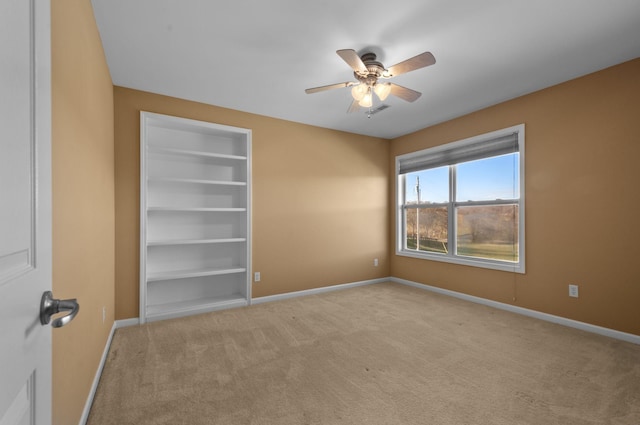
xmin=355 ymin=52 xmax=385 ymax=86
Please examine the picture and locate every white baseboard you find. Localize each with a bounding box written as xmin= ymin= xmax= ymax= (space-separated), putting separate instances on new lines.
xmin=78 ymin=321 xmax=116 ymax=425
xmin=252 ymin=277 xmax=389 ymax=305
xmin=391 ymin=277 xmax=640 ymax=345
xmin=78 ymin=318 xmax=140 ymax=425
xmin=114 ymin=317 xmax=140 ymax=329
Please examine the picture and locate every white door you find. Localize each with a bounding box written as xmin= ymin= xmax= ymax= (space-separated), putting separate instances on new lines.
xmin=0 ymin=0 xmax=52 ymax=424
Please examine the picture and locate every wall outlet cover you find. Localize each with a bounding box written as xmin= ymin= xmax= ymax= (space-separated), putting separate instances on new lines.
xmin=569 ymin=284 xmax=579 ymax=298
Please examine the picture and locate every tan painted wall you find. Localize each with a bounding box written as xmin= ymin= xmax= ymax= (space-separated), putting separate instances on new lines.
xmin=51 ymin=0 xmax=115 ymax=423
xmin=114 ymin=88 xmax=390 ymax=319
xmin=390 ymin=58 xmax=640 ymax=336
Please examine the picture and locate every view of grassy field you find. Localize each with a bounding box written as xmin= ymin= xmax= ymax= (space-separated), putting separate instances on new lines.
xmin=406 ymin=238 xmax=518 ymax=262
xmin=406 ymin=238 xmax=448 ymax=254
xmin=457 ymin=242 xmax=518 ymax=262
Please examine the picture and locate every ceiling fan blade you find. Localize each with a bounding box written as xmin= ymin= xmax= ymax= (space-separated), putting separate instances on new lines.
xmin=305 ymin=82 xmax=354 ymax=94
xmin=347 ymin=99 xmax=361 ymax=113
xmin=336 ymin=49 xmax=367 ymax=74
xmin=384 ymin=52 xmax=436 ymax=78
xmin=389 ymin=83 xmax=422 ymax=102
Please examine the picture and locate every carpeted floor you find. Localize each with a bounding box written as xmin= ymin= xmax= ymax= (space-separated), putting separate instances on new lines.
xmin=87 ymin=282 xmax=640 ymax=424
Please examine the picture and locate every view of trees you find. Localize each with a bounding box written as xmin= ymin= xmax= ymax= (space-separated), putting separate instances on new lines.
xmin=405 ymin=207 xmax=447 ymax=241
xmin=457 ymin=205 xmax=518 ymax=244
xmin=405 ymin=204 xmax=519 ymax=261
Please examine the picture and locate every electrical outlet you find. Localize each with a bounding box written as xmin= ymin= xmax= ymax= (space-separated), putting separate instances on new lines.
xmin=373 ymin=258 xmax=379 ymax=267
xmin=568 ymin=284 xmax=579 ymax=298
xmin=254 ymin=272 xmax=261 ymax=282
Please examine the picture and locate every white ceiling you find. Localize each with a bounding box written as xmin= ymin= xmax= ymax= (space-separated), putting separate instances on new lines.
xmin=91 ymin=0 xmax=640 ymax=139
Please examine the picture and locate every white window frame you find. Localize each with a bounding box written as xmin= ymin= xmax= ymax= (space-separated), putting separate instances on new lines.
xmin=395 ymin=124 xmax=525 ymax=273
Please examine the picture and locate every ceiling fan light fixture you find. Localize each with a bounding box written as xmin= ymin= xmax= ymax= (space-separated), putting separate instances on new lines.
xmin=351 ymin=84 xmax=367 ymax=101
xmin=374 ymin=82 xmax=391 ymax=101
xmin=358 ymin=89 xmax=373 ymax=108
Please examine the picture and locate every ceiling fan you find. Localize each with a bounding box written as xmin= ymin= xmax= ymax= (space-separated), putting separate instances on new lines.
xmin=305 ymin=49 xmax=436 ymax=113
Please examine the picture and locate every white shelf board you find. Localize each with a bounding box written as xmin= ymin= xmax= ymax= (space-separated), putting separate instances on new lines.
xmin=147 ymin=206 xmax=246 ymax=212
xmin=148 ymin=145 xmax=247 ymax=161
xmin=147 ymin=266 xmax=247 ymax=282
xmin=147 ymin=238 xmax=246 ymax=246
xmin=148 ymin=177 xmax=247 ymax=186
xmin=145 ymin=294 xmax=248 ymax=321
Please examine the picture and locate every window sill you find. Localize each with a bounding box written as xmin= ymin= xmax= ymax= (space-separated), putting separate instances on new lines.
xmin=396 ymin=249 xmax=525 ymax=274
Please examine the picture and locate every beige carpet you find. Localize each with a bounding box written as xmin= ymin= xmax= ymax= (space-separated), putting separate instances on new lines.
xmin=87 ymin=282 xmax=640 ymax=424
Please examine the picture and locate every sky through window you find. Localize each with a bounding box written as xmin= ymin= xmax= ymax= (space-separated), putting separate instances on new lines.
xmin=405 ymin=153 xmax=519 ymax=203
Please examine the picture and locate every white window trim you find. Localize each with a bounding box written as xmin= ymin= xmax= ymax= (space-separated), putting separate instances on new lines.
xmin=395 ymin=124 xmax=525 ymax=274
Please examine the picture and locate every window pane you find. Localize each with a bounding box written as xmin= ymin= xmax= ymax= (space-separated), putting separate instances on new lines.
xmin=456 ymin=205 xmax=518 ymax=262
xmin=456 ymin=154 xmax=519 ymax=202
xmin=405 ymin=166 xmax=449 ymax=204
xmin=405 ymin=207 xmax=448 ymax=253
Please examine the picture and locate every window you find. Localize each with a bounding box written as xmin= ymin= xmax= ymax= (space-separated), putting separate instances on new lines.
xmin=396 ymin=124 xmax=525 ymax=273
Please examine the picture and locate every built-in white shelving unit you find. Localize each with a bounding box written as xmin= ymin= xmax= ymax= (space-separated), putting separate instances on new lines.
xmin=140 ymin=112 xmax=251 ymax=323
